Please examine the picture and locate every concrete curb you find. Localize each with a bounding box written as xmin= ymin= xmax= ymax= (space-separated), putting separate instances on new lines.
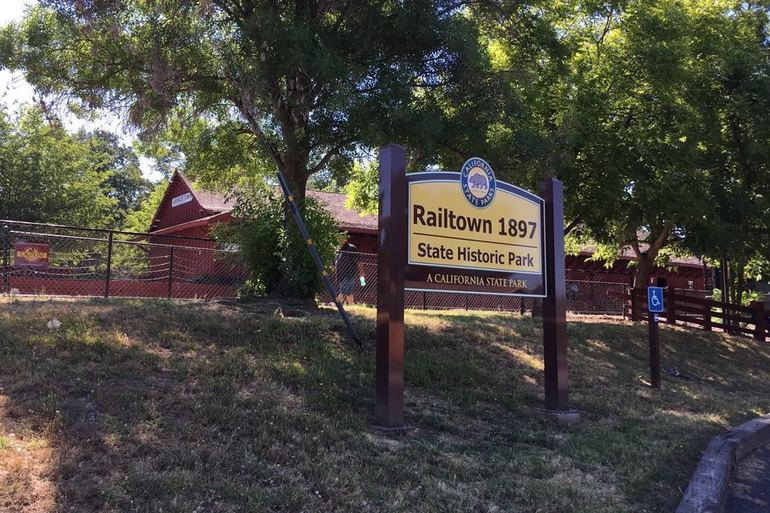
xmin=676 ymin=414 xmax=770 ymax=513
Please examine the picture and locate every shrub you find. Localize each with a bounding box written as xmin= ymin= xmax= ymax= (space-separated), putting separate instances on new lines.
xmin=213 ymin=186 xmax=341 ymax=299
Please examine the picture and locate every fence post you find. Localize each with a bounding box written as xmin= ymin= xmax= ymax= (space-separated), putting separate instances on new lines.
xmin=2 ymin=224 xmax=9 ymax=295
xmin=464 ymin=293 xmax=468 ymax=310
xmin=751 ymin=301 xmax=766 ymax=342
xmin=422 ymin=291 xmax=426 ymax=310
xmin=666 ymin=287 xmax=677 ymax=325
xmin=724 ymin=302 xmax=735 ymax=335
xmin=704 ymin=300 xmax=712 ymax=331
xmin=167 ymin=247 xmax=175 ymax=300
xmin=104 ymin=230 xmax=113 ymax=298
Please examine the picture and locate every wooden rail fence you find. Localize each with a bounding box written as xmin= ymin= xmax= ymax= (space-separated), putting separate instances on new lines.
xmin=622 ymin=288 xmax=769 ymax=341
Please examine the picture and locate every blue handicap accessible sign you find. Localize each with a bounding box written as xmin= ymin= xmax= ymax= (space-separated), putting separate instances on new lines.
xmin=648 ymin=287 xmax=664 ymax=313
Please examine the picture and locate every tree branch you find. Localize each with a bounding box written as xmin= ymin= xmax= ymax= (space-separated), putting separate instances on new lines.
xmin=235 ymin=94 xmax=284 ymax=170
xmin=309 ymin=142 xmax=348 ymax=174
xmin=649 ymin=225 xmax=670 ymax=256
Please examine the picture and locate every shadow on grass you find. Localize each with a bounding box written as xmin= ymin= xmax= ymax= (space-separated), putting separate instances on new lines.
xmin=1 ymin=299 xmax=770 ymax=512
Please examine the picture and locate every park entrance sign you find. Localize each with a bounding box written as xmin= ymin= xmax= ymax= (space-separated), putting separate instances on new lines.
xmin=406 ymin=160 xmax=546 ymax=297
xmin=375 ymin=144 xmax=575 ymax=429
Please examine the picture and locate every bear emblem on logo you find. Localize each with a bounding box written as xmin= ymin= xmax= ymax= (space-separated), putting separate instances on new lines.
xmin=460 ymin=158 xmax=496 ymax=208
xmin=468 ymin=172 xmax=488 ymax=190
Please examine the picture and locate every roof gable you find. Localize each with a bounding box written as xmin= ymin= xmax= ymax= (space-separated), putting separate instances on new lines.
xmin=150 ymin=171 xmax=226 ymax=231
xmin=151 ymin=175 xmax=377 ymax=234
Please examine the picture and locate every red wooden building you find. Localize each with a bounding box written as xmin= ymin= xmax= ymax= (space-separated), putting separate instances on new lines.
xmin=151 ymin=171 xmax=377 ymax=248
xmin=150 ymin=172 xmax=707 ymax=291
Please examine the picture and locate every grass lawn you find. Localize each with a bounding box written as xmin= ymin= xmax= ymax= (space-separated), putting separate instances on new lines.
xmin=1 ymin=298 xmax=770 ymax=512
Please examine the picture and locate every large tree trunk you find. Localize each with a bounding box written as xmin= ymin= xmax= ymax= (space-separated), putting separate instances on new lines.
xmin=632 ymin=256 xmax=653 ymax=289
xmin=735 ymin=262 xmax=746 ymax=306
xmin=281 ymin=158 xmax=309 ymax=202
xmin=629 ymin=227 xmax=670 ymax=321
xmin=276 ymin=159 xmax=316 ymax=298
xmin=630 ymin=227 xmax=670 ymax=289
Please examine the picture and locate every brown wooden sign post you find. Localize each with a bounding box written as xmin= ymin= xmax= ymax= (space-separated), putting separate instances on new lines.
xmin=375 ymin=144 xmax=576 ymax=429
xmin=540 ymin=178 xmax=572 ymax=414
xmin=375 ymin=144 xmax=407 ymax=428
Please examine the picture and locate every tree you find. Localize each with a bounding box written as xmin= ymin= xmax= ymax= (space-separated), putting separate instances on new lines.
xmin=342 ymin=160 xmax=378 ymax=215
xmin=122 ymin=179 xmax=168 ymax=234
xmin=555 ymin=0 xmax=748 ymax=287
xmin=81 ymin=130 xmax=153 ymax=224
xmin=341 ymin=1 xmax=572 ymax=215
xmin=2 ymin=1 xmax=483 ymax=200
xmin=0 ymin=105 xmax=116 ymax=227
xmin=681 ymin=2 xmax=770 ymax=303
xmin=429 ymin=1 xmax=573 ymax=189
xmin=2 ymin=1 xmax=486 ymax=296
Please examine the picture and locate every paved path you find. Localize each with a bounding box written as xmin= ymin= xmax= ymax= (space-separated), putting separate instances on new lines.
xmin=725 ymin=446 xmax=770 ymax=513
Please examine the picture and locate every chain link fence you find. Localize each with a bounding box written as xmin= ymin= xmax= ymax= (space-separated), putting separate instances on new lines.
xmin=1 ymin=220 xmax=248 ymax=299
xmin=1 ymin=224 xmax=631 ymax=315
xmin=324 ymin=250 xmax=629 ymax=316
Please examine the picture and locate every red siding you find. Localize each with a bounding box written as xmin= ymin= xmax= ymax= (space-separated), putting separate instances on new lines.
xmin=565 ymin=254 xmax=705 ymax=290
xmin=148 ymin=221 xmax=238 ymax=280
xmin=347 ymin=233 xmax=377 ymax=253
xmin=153 ymin=177 xmax=211 ymax=231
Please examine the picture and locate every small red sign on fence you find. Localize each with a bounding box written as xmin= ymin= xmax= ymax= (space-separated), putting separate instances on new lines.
xmin=15 ymin=242 xmax=49 ymax=269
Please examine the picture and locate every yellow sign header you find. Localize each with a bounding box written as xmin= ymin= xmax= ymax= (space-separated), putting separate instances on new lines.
xmin=408 ymin=176 xmax=544 ymax=275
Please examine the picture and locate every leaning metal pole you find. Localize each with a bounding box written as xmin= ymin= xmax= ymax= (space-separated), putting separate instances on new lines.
xmin=276 ymin=171 xmax=362 ymax=350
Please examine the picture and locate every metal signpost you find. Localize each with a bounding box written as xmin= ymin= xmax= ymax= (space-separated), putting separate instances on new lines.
xmin=376 ymin=144 xmax=575 ymax=429
xmin=276 ymin=171 xmax=362 ymax=350
xmin=647 ymin=286 xmax=664 ymax=388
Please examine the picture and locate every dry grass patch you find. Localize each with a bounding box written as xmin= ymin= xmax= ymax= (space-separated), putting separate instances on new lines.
xmin=0 ymin=298 xmax=769 ymax=512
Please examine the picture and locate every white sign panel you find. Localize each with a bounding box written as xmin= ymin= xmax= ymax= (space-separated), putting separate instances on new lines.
xmin=172 ymin=192 xmax=193 ymax=208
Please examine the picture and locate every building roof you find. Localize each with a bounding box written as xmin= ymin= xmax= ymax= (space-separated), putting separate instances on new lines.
xmin=156 ymin=171 xmax=377 ymax=234
xmin=149 ymin=211 xmax=232 ymax=236
xmin=306 ymin=190 xmax=377 ymax=233
xmin=194 ymin=189 xmax=237 ymax=213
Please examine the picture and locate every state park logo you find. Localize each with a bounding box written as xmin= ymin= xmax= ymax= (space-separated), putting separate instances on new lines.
xmin=460 ymin=157 xmax=496 ymax=208
xmin=17 ymin=246 xmax=47 ymax=262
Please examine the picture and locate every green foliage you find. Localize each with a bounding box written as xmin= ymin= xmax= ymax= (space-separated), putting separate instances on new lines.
xmin=0 ymin=105 xmax=117 ymax=227
xmin=678 ymin=2 xmax=770 ymax=269
xmin=213 ymin=187 xmax=282 ymax=296
xmin=121 ymin=180 xmax=168 ymax=234
xmin=2 ymin=0 xmax=768 ymax=299
xmin=427 ymin=2 xmax=572 ymax=188
xmin=553 ymin=0 xmax=770 ymax=286
xmin=0 ymin=1 xmax=492 ymax=299
xmin=711 ymin=288 xmax=764 ymax=307
xmin=2 ymin=1 xmax=483 ymax=196
xmin=80 ymin=130 xmax=153 ymax=224
xmin=214 ymin=186 xmax=341 ymax=299
xmin=281 ymin=200 xmax=342 ymax=298
xmin=342 ymin=161 xmax=378 ymax=216
xmin=112 ymin=180 xmax=169 ymax=274
xmin=144 ymin=117 xmax=275 ymax=193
